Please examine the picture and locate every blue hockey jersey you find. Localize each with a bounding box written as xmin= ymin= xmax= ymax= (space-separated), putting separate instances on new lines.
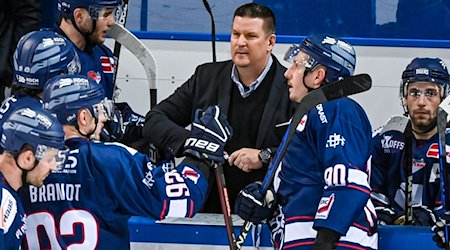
xmin=0 ymin=93 xmax=43 ymax=154
xmin=0 ymin=173 xmax=27 ymax=250
xmin=18 ymin=138 xmax=208 ymax=250
xmin=274 ymin=98 xmax=378 ymax=249
xmin=370 ymin=117 xmax=449 ymax=217
xmin=54 ymin=26 xmax=116 ymax=99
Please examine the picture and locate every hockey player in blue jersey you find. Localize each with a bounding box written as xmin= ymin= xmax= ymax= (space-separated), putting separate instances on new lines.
xmin=234 ymin=34 xmax=378 ymax=249
xmin=18 ymin=74 xmax=232 ymax=249
xmin=370 ymin=58 xmax=449 ymax=228
xmin=0 ymin=30 xmax=80 ymax=155
xmin=0 ymin=106 xmax=66 ymax=249
xmin=56 ymin=0 xmax=118 ymax=99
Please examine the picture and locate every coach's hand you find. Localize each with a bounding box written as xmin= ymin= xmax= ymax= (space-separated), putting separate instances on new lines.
xmin=183 ymin=106 xmax=232 ymax=164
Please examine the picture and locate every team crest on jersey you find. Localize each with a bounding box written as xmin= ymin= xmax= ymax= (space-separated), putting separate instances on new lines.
xmin=100 ymin=56 xmax=115 ymax=73
xmin=181 ymin=167 xmax=200 ymax=184
xmin=296 ymin=115 xmax=307 ymax=132
xmin=315 ymin=193 xmax=335 ymax=220
xmin=326 ymin=133 xmax=345 ymax=148
xmin=87 ymin=70 xmax=101 ymax=84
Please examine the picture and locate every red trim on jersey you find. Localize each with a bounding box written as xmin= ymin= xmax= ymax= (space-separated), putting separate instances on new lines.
xmin=348 ymin=184 xmax=371 ymax=194
xmin=159 ymin=200 xmax=168 ymax=220
xmin=285 ymin=215 xmax=314 ymax=222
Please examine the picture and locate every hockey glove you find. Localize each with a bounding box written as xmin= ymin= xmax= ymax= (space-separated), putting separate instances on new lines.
xmin=235 ymin=182 xmax=277 ymax=224
xmin=183 ymin=105 xmax=232 ymax=164
xmin=393 ymin=205 xmax=436 ymax=226
xmin=432 ymin=211 xmax=450 ymax=249
xmin=375 ymin=206 xmax=397 ymax=225
xmin=101 ymin=105 xmax=125 ymax=142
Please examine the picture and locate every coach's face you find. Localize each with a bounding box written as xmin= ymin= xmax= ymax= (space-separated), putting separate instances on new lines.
xmin=230 ymin=16 xmax=275 ymax=74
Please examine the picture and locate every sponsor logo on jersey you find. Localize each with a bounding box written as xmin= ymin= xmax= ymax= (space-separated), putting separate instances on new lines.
xmin=316 ymin=104 xmax=328 ymax=124
xmin=315 ymin=193 xmax=335 ymax=220
xmin=412 ymin=159 xmax=426 ymax=174
xmin=181 ymin=166 xmax=200 ymax=184
xmin=381 ymin=135 xmax=404 ymax=151
xmin=100 ymin=56 xmax=115 ymax=73
xmin=1 ymin=189 xmax=17 ymax=233
xmin=87 ymin=70 xmax=101 ymax=84
xmin=326 ymin=133 xmax=345 ymax=148
xmin=296 ymin=115 xmax=307 ymax=132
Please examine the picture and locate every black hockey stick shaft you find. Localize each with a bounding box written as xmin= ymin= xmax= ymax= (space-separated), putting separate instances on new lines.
xmin=235 ymin=74 xmax=372 ymax=249
xmin=202 ymin=0 xmax=216 ymax=62
xmin=438 ymin=102 xmax=450 ymax=249
xmin=214 ymin=163 xmax=237 ymax=250
xmin=403 ymin=121 xmax=414 ymax=225
xmin=112 ymin=0 xmax=129 ymax=88
xmin=201 ymin=1 xmax=234 ymax=249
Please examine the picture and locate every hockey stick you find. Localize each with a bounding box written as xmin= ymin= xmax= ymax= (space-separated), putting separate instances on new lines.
xmin=437 ymin=96 xmax=450 ymax=249
xmin=112 ymin=0 xmax=129 ymax=89
xmin=201 ymin=0 xmax=216 ymax=62
xmin=215 ymin=162 xmax=237 ymax=250
xmin=200 ymin=1 xmax=235 ymax=248
xmin=235 ymin=74 xmax=372 ymax=249
xmin=403 ymin=120 xmax=414 ymax=225
xmin=108 ymin=23 xmax=158 ymax=109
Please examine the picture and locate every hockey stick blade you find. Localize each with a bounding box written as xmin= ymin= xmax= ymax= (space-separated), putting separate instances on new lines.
xmin=438 ymin=95 xmax=450 ymax=249
xmin=108 ymin=23 xmax=158 ymax=108
xmin=235 ymin=73 xmax=372 ymax=249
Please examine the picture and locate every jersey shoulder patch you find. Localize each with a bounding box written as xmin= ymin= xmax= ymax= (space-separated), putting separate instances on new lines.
xmin=380 ymin=115 xmax=409 ymax=134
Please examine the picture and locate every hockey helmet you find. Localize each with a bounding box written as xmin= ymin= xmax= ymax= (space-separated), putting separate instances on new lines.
xmin=43 ymin=74 xmax=113 ymax=125
xmin=13 ymin=30 xmax=80 ymax=90
xmin=400 ymin=57 xmax=450 ymax=98
xmin=1 ymin=107 xmax=66 ymax=166
xmin=58 ymin=0 xmax=120 ymax=20
xmin=284 ymin=34 xmax=356 ymax=84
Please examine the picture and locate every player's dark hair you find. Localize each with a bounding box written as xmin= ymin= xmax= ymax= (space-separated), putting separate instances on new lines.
xmin=233 ymin=3 xmax=275 ymax=35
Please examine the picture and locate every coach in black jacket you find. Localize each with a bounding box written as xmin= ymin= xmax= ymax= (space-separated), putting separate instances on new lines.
xmin=142 ymin=3 xmax=294 ymax=213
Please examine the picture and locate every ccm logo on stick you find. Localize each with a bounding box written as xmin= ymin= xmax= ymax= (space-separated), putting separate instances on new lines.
xmin=185 ymin=138 xmax=219 ymax=152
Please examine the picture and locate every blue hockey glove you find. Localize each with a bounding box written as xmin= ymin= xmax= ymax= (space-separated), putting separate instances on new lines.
xmin=432 ymin=212 xmax=450 ymax=249
xmin=183 ymin=106 xmax=232 ymax=164
xmin=235 ymin=182 xmax=277 ymax=224
xmin=101 ymin=105 xmax=125 ymax=142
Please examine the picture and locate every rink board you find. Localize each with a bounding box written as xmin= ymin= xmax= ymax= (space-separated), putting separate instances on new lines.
xmin=128 ymin=214 xmax=440 ymax=249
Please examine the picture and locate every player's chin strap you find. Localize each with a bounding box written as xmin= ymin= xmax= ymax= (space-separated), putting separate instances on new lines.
xmin=74 ymin=115 xmax=99 ymax=140
xmin=13 ymin=152 xmax=40 ymax=186
xmin=69 ymin=15 xmax=96 ymax=49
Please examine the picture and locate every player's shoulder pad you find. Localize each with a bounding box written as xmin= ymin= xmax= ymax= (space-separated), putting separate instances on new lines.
xmin=92 ymin=141 xmax=139 ymax=155
xmin=380 ymin=115 xmax=409 ymax=134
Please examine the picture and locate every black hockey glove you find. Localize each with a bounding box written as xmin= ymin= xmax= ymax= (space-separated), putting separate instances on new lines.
xmin=235 ymin=182 xmax=277 ymax=224
xmin=432 ymin=211 xmax=450 ymax=249
xmin=312 ymin=227 xmax=341 ymax=250
xmin=183 ymin=105 xmax=232 ymax=164
xmin=115 ymin=102 xmax=146 ymax=145
xmin=375 ymin=206 xmax=397 ymax=225
xmin=393 ymin=205 xmax=436 ymax=226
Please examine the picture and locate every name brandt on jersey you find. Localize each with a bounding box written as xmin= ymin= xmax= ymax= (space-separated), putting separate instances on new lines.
xmin=28 ymin=183 xmax=81 ymax=203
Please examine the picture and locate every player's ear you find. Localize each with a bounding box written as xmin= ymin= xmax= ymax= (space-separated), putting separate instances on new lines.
xmin=77 ymin=108 xmax=90 ymax=127
xmin=16 ymin=149 xmax=36 ymax=171
xmin=313 ymin=67 xmax=327 ymax=88
xmin=73 ymin=8 xmax=85 ymax=23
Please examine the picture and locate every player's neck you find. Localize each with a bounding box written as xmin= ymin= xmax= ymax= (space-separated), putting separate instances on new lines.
xmin=0 ymin=154 xmax=24 ymax=191
xmin=412 ymin=125 xmax=437 ymax=140
xmin=59 ymin=21 xmax=86 ymax=51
